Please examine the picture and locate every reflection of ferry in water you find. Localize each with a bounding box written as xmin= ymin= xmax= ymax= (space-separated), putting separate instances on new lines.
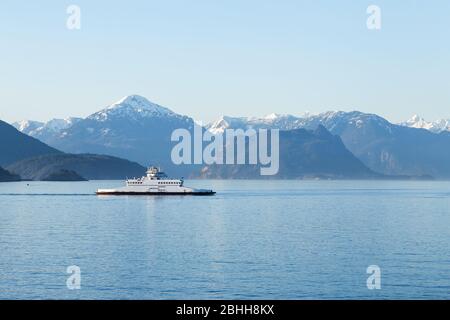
xmin=96 ymin=167 xmax=216 ymax=196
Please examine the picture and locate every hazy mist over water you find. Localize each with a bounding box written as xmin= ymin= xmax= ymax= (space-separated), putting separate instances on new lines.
xmin=0 ymin=180 xmax=449 ymax=299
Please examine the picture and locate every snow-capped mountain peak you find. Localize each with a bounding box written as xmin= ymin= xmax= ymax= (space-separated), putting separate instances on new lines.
xmin=44 ymin=118 xmax=81 ymax=132
xmin=403 ymin=114 xmax=430 ymax=128
xmin=264 ymin=113 xmax=282 ymax=120
xmin=12 ymin=120 xmax=44 ymax=134
xmin=433 ymin=118 xmax=450 ymax=130
xmin=90 ymin=95 xmax=176 ymax=122
xmin=409 ymin=114 xmax=422 ymax=122
xmin=207 ymin=116 xmax=246 ymax=134
xmin=12 ymin=117 xmax=82 ymax=138
xmin=108 ymin=95 xmax=169 ymax=112
xmin=206 ymin=114 xmax=304 ymax=134
xmin=399 ymin=115 xmax=450 ymax=133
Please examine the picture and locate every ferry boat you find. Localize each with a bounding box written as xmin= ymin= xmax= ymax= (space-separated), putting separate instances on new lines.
xmin=96 ymin=167 xmax=215 ymax=196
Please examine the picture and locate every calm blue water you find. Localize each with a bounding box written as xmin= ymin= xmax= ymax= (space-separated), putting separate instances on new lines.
xmin=0 ymin=180 xmax=449 ymax=300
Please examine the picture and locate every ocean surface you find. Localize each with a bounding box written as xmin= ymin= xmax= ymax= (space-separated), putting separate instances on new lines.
xmin=0 ymin=180 xmax=449 ymax=300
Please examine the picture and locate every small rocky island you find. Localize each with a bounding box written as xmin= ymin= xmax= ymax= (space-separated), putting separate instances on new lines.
xmin=41 ymin=169 xmax=87 ymax=182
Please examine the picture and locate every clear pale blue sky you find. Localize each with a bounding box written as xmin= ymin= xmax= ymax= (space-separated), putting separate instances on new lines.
xmin=1 ymin=0 xmax=449 ymax=123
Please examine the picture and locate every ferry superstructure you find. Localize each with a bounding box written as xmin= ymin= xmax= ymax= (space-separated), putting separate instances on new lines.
xmin=96 ymin=167 xmax=215 ymax=196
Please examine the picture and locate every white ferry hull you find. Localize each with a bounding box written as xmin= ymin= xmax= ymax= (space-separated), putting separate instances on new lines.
xmin=96 ymin=189 xmax=216 ymax=196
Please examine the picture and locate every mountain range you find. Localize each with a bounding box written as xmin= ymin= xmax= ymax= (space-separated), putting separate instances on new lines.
xmin=0 ymin=119 xmax=148 ymax=181
xmin=207 ymin=113 xmax=450 ymax=134
xmin=205 ymin=111 xmax=450 ymax=178
xmin=2 ymin=96 xmax=376 ymax=180
xmin=12 ymin=117 xmax=82 ymax=143
xmin=7 ymin=94 xmax=450 ymax=179
xmin=17 ymin=95 xmax=195 ymax=176
xmin=201 ymin=126 xmax=380 ymax=179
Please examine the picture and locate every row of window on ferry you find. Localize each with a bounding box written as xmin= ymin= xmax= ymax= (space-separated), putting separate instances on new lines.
xmin=158 ymin=181 xmax=180 ymax=185
xmin=128 ymin=181 xmax=179 ymax=185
